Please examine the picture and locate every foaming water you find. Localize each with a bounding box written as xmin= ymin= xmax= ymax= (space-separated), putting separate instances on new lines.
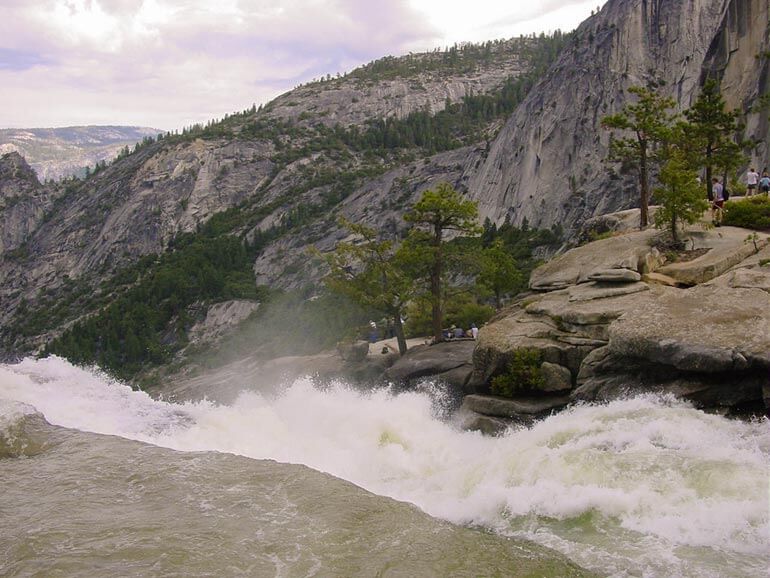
xmin=2 ymin=356 xmax=769 ymax=577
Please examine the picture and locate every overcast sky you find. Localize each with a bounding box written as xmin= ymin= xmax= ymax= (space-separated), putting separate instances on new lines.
xmin=0 ymin=1 xmax=604 ymax=131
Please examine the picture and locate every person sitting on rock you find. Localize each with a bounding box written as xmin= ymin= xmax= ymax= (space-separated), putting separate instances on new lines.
xmin=453 ymin=325 xmax=465 ymax=339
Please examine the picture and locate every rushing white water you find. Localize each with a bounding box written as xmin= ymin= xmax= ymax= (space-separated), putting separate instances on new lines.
xmin=2 ymin=356 xmax=769 ymax=577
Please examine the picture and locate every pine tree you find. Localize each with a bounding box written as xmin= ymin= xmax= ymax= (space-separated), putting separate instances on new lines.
xmin=319 ymin=220 xmax=412 ymax=354
xmin=653 ymin=123 xmax=709 ymax=244
xmin=684 ymin=79 xmax=746 ymax=198
xmin=602 ymin=86 xmax=677 ymax=228
xmin=402 ymin=183 xmax=481 ymax=342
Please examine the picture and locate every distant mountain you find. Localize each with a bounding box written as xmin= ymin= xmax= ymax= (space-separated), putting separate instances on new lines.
xmin=0 ymin=126 xmax=163 ymax=181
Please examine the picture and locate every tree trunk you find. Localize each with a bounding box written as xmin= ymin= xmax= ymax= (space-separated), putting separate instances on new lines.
xmin=639 ymin=144 xmax=649 ymax=228
xmin=431 ymin=224 xmax=443 ymax=343
xmin=671 ymin=214 xmax=679 ymax=244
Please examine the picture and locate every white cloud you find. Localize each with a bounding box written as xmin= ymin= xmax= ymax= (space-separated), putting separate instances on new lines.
xmin=0 ymin=0 xmax=601 ymax=129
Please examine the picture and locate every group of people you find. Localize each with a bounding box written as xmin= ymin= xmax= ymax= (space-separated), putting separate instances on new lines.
xmin=442 ymin=324 xmax=478 ymax=340
xmin=710 ymin=167 xmax=770 ymax=226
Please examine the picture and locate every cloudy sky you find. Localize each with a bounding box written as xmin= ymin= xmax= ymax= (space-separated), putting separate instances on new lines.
xmin=0 ymin=0 xmax=603 ymax=131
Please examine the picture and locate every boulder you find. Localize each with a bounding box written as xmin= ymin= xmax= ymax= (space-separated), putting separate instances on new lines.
xmin=657 ymin=227 xmax=769 ymax=285
xmin=385 ymin=340 xmax=475 ymax=384
xmin=477 ymin=224 xmax=770 ymax=415
xmin=337 ymin=340 xmax=370 ymax=362
xmin=608 ymin=284 xmax=770 ymax=370
xmin=438 ymin=365 xmax=474 ymax=391
xmin=461 ymin=412 xmax=531 ymax=435
xmin=578 ymin=209 xmax=651 ymax=240
xmin=539 ymin=362 xmax=573 ymax=393
xmin=462 ymin=394 xmax=570 ymax=417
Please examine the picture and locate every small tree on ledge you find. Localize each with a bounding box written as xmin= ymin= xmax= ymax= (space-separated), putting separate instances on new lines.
xmin=602 ymin=85 xmax=677 ymax=228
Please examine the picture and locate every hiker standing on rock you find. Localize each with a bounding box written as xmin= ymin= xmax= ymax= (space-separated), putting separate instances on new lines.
xmin=759 ymin=171 xmax=770 ymax=194
xmin=711 ymin=178 xmax=724 ymax=226
xmin=746 ymin=167 xmax=759 ymax=196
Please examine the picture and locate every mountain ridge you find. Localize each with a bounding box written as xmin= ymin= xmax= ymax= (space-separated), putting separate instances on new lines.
xmin=0 ymin=125 xmax=163 ymax=181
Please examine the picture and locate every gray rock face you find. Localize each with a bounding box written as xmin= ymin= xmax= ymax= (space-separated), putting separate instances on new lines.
xmin=468 ymin=0 xmax=769 ymax=235
xmin=188 ymin=300 xmax=260 ymax=346
xmin=0 ymin=152 xmax=51 ymax=255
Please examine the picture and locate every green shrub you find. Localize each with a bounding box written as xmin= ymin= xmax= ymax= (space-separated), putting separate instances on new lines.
xmin=722 ymin=196 xmax=770 ymax=230
xmin=490 ymin=349 xmax=545 ymax=398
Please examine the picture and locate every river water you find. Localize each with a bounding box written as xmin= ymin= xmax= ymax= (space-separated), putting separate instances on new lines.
xmin=1 ymin=356 xmax=768 ymax=577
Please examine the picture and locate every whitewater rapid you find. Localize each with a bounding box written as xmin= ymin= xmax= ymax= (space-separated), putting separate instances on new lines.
xmin=2 ymin=356 xmax=769 ymax=577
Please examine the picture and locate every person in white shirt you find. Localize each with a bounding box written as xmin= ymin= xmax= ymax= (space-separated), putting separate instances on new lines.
xmin=746 ymin=167 xmax=759 ymax=196
xmin=711 ymin=178 xmax=724 ymax=226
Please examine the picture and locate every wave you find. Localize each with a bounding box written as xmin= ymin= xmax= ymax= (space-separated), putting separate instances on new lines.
xmin=2 ymin=356 xmax=768 ymax=577
xmin=0 ymin=400 xmax=53 ymax=458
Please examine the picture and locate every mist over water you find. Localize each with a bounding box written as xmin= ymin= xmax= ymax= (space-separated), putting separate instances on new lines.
xmin=2 ymin=356 xmax=769 ymax=577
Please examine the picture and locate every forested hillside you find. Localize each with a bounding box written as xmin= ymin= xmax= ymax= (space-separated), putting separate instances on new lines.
xmin=0 ymin=34 xmax=570 ymax=378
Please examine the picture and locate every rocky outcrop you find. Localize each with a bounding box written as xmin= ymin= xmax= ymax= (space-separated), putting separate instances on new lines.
xmin=466 ymin=221 xmax=770 ymax=428
xmin=0 ymin=152 xmax=53 ymax=255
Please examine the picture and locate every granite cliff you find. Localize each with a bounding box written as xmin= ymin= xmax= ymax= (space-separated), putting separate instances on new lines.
xmin=470 ymin=0 xmax=769 ymax=233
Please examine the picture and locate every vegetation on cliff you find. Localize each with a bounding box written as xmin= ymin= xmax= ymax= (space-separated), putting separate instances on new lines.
xmin=603 ymin=81 xmax=748 ymax=242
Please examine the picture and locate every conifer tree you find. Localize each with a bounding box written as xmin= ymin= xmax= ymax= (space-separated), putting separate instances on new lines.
xmin=653 ymin=123 xmax=709 ymax=244
xmin=684 ymin=78 xmax=745 ymax=198
xmin=319 ymin=220 xmax=412 ymax=354
xmin=602 ymin=86 xmax=677 ymax=228
xmin=402 ymin=183 xmax=481 ymax=342
xmin=477 ymin=239 xmax=522 ymax=310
